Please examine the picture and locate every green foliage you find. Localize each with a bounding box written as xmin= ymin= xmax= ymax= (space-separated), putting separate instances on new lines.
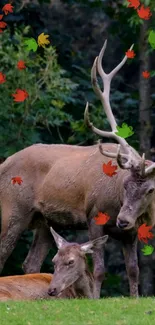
xmin=0 ymin=27 xmax=77 ymax=158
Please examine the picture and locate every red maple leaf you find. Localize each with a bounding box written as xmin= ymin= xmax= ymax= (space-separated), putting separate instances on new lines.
xmin=138 ymin=223 xmax=154 ymax=244
xmin=0 ymin=15 xmax=4 ymax=20
xmin=142 ymin=71 xmax=150 ymax=79
xmin=94 ymin=212 xmax=110 ymax=225
xmin=127 ymin=0 xmax=140 ymax=9
xmin=0 ymin=72 xmax=6 ymax=84
xmin=126 ymin=49 xmax=136 ymax=58
xmin=102 ymin=160 xmax=117 ymax=177
xmin=17 ymin=60 xmax=26 ymax=70
xmin=11 ymin=176 xmax=23 ymax=185
xmin=137 ymin=5 xmax=152 ymax=20
xmin=12 ymin=89 xmax=29 ymax=102
xmin=2 ymin=4 xmax=14 ymax=15
xmin=0 ymin=21 xmax=7 ymax=29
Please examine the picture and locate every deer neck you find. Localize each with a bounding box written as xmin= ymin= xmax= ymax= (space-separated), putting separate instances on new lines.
xmin=73 ymin=270 xmax=94 ymax=299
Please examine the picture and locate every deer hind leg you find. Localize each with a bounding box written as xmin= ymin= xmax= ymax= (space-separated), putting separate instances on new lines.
xmin=88 ymin=210 xmax=105 ymax=299
xmin=23 ymin=225 xmax=53 ymax=274
xmin=0 ymin=209 xmax=33 ymax=274
xmin=122 ymin=235 xmax=139 ymax=297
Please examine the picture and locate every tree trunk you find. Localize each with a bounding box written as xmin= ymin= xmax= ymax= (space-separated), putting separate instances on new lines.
xmin=139 ymin=21 xmax=151 ymax=159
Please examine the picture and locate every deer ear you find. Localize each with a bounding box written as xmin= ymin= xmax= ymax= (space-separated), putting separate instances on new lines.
xmin=80 ymin=235 xmax=108 ymax=254
xmin=50 ymin=227 xmax=68 ymax=249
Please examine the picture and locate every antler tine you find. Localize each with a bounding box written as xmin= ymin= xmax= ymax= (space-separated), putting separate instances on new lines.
xmin=98 ymin=42 xmax=134 ymax=85
xmin=99 ymin=143 xmax=124 ymax=159
xmin=99 ymin=143 xmax=135 ymax=169
xmin=84 ymin=40 xmax=143 ymax=170
xmin=84 ymin=102 xmax=117 ymax=140
xmin=85 ymin=55 xmax=124 ymax=142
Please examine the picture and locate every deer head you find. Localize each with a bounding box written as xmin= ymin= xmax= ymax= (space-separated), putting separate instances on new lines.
xmin=84 ymin=40 xmax=155 ymax=230
xmin=48 ymin=227 xmax=108 ymax=297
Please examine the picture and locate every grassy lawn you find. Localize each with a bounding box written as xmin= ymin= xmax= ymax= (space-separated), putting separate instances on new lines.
xmin=1 ymin=297 xmax=155 ymax=325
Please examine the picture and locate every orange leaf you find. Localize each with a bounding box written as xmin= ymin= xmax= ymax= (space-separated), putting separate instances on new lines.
xmin=2 ymin=4 xmax=14 ymax=15
xmin=0 ymin=15 xmax=4 ymax=20
xmin=12 ymin=89 xmax=29 ymax=102
xmin=94 ymin=212 xmax=110 ymax=225
xmin=142 ymin=71 xmax=150 ymax=79
xmin=0 ymin=21 xmax=7 ymax=29
xmin=102 ymin=160 xmax=117 ymax=177
xmin=137 ymin=5 xmax=152 ymax=20
xmin=11 ymin=176 xmax=23 ymax=185
xmin=125 ymin=49 xmax=136 ymax=58
xmin=17 ymin=60 xmax=26 ymax=70
xmin=127 ymin=0 xmax=140 ymax=9
xmin=138 ymin=223 xmax=154 ymax=244
xmin=0 ymin=72 xmax=6 ymax=84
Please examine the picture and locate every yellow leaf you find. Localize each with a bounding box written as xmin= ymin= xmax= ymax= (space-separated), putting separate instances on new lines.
xmin=37 ymin=33 xmax=50 ymax=48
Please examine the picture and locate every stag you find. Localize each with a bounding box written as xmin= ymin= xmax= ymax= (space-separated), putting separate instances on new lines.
xmin=0 ymin=40 xmax=155 ymax=299
xmin=48 ymin=227 xmax=108 ymax=298
xmin=0 ymin=273 xmax=53 ymax=301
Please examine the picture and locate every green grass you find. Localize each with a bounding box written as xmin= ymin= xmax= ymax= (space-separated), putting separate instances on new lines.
xmin=1 ymin=297 xmax=155 ymax=325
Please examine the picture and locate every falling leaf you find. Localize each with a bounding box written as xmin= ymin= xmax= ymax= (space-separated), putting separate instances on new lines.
xmin=102 ymin=160 xmax=118 ymax=177
xmin=138 ymin=223 xmax=154 ymax=244
xmin=0 ymin=72 xmax=6 ymax=84
xmin=115 ymin=123 xmax=134 ymax=138
xmin=94 ymin=212 xmax=110 ymax=225
xmin=24 ymin=38 xmax=38 ymax=52
xmin=2 ymin=4 xmax=14 ymax=15
xmin=142 ymin=71 xmax=150 ymax=79
xmin=127 ymin=0 xmax=140 ymax=9
xmin=12 ymin=89 xmax=29 ymax=102
xmin=137 ymin=5 xmax=152 ymax=20
xmin=0 ymin=15 xmax=4 ymax=20
xmin=141 ymin=245 xmax=154 ymax=256
xmin=11 ymin=176 xmax=23 ymax=185
xmin=0 ymin=22 xmax=7 ymax=29
xmin=37 ymin=33 xmax=50 ymax=48
xmin=125 ymin=49 xmax=136 ymax=58
xmin=148 ymin=30 xmax=155 ymax=50
xmin=17 ymin=60 xmax=26 ymax=70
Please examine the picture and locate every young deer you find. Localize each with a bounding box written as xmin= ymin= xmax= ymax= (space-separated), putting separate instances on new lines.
xmin=48 ymin=227 xmax=108 ymax=298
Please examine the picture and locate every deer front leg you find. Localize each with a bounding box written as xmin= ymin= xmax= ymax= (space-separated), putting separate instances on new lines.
xmin=0 ymin=212 xmax=32 ymax=274
xmin=23 ymin=225 xmax=53 ymax=274
xmin=88 ymin=214 xmax=105 ymax=299
xmin=122 ymin=234 xmax=139 ymax=297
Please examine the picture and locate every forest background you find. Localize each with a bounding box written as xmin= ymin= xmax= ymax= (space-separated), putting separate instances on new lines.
xmin=0 ymin=0 xmax=155 ymax=297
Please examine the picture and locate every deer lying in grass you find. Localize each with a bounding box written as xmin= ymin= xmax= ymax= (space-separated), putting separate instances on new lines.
xmin=48 ymin=227 xmax=108 ymax=298
xmin=0 ymin=233 xmax=108 ymax=301
xmin=0 ymin=40 xmax=155 ymax=299
xmin=0 ymin=273 xmax=53 ymax=301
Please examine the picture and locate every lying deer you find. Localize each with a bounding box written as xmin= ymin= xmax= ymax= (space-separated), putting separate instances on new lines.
xmin=0 ymin=273 xmax=53 ymax=301
xmin=48 ymin=227 xmax=108 ymax=298
xmin=0 ymin=40 xmax=155 ymax=299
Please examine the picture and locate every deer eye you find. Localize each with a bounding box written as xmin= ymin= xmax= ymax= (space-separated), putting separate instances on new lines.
xmin=68 ymin=260 xmax=74 ymax=265
xmin=147 ymin=188 xmax=154 ymax=195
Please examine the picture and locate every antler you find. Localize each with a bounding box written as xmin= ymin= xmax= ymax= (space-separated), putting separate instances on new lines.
xmin=84 ymin=40 xmax=145 ymax=172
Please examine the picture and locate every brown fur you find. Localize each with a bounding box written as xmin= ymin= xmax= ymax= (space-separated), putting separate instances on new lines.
xmin=48 ymin=230 xmax=107 ymax=299
xmin=0 ymin=143 xmax=155 ymax=298
xmin=0 ymin=273 xmax=52 ymax=301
